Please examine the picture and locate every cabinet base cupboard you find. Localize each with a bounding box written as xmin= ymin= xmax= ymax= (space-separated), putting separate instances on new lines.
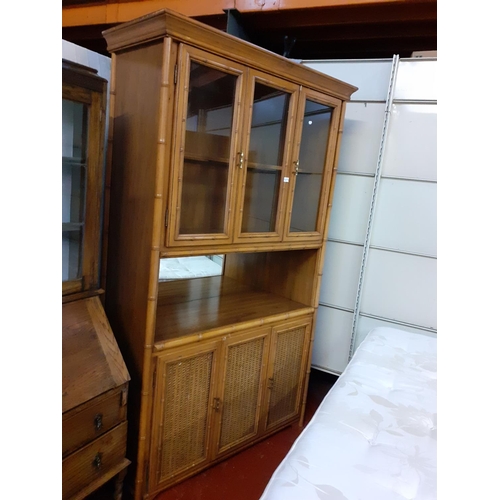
xmin=101 ymin=8 xmax=356 ymax=499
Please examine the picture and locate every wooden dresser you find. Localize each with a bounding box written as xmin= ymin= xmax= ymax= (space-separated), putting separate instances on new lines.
xmin=62 ymin=59 xmax=131 ymax=499
xmin=101 ymin=9 xmax=357 ymax=499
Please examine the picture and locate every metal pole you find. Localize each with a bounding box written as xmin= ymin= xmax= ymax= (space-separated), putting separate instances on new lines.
xmin=348 ymin=54 xmax=400 ymax=360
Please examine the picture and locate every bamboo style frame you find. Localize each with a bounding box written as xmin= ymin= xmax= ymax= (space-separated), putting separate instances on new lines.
xmin=101 ymin=9 xmax=356 ymax=499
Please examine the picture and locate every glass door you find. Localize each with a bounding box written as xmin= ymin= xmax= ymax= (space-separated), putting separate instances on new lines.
xmin=62 ymin=62 xmax=106 ymax=296
xmin=234 ymin=72 xmax=299 ymax=243
xmin=63 ymin=97 xmax=88 ymax=294
xmin=167 ymin=45 xmax=245 ymax=247
xmin=284 ymin=89 xmax=342 ymax=241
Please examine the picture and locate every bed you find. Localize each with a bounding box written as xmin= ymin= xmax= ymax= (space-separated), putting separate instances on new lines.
xmin=259 ymin=327 xmax=437 ymax=500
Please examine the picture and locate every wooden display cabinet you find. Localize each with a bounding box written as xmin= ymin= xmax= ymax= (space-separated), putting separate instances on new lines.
xmin=101 ymin=8 xmax=357 ymax=500
xmin=62 ymin=59 xmax=131 ymax=500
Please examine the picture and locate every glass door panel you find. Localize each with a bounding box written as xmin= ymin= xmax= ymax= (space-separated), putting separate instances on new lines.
xmin=290 ymin=100 xmax=332 ymax=232
xmin=286 ymin=92 xmax=341 ymax=239
xmin=172 ymin=47 xmax=244 ymax=244
xmin=236 ymin=76 xmax=298 ymax=240
xmin=62 ymin=98 xmax=88 ymax=283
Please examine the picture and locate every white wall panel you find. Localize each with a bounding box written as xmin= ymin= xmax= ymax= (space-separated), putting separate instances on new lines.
xmin=328 ymin=174 xmax=374 ymax=243
xmin=62 ymin=40 xmax=78 ymax=62
xmin=304 ymin=57 xmax=437 ymax=372
xmin=312 ymin=307 xmax=353 ymax=374
xmin=361 ymin=249 xmax=437 ymax=329
xmin=337 ymin=102 xmax=386 ymax=174
xmin=319 ymin=242 xmax=363 ymax=310
xmin=382 ymin=103 xmax=437 ymax=181
xmin=354 ymin=316 xmax=436 ymax=351
xmin=303 ymin=60 xmax=393 ymax=101
xmin=394 ymin=59 xmax=437 ymax=101
xmin=62 ymin=40 xmax=111 ymax=81
xmin=371 ymin=178 xmax=437 ymax=256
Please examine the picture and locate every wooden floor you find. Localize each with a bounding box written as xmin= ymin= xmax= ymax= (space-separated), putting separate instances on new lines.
xmin=87 ymin=368 xmax=338 ymax=500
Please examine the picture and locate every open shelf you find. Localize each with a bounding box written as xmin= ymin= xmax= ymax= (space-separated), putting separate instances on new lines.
xmin=154 ymin=275 xmax=313 ymax=349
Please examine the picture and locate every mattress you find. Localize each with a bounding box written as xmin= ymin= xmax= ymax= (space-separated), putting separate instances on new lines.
xmin=259 ymin=327 xmax=437 ymax=500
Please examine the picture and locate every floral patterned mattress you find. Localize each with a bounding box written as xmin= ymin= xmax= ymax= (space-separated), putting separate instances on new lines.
xmin=259 ymin=327 xmax=437 ymax=500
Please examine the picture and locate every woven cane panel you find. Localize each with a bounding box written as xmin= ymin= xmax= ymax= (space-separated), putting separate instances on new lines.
xmin=267 ymin=326 xmax=306 ymax=427
xmin=219 ymin=337 xmax=265 ymax=449
xmin=159 ymin=351 xmax=213 ymax=480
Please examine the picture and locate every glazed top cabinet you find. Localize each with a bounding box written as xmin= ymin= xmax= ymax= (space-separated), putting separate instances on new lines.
xmin=101 ymin=9 xmax=356 ymax=500
xmin=103 ymin=8 xmax=357 ymax=256
xmin=169 ymin=44 xmax=343 ymax=248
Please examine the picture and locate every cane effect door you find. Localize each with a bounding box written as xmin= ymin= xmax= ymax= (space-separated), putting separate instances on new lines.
xmin=264 ymin=317 xmax=312 ymax=432
xmin=214 ymin=328 xmax=270 ymax=458
xmin=167 ymin=44 xmax=245 ymax=247
xmin=150 ymin=340 xmax=221 ymax=490
xmin=234 ymin=71 xmax=299 ymax=243
xmin=284 ymin=89 xmax=342 ymax=242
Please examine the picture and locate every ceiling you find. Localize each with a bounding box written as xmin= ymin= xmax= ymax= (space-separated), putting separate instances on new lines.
xmin=62 ymin=0 xmax=437 ymax=61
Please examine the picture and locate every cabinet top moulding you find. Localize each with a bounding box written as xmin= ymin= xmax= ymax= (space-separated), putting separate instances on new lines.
xmin=102 ymin=8 xmax=358 ymax=101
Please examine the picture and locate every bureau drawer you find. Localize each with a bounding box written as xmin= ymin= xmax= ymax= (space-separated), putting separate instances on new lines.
xmin=62 ymin=421 xmax=128 ymax=499
xmin=63 ymin=385 xmax=128 ymax=458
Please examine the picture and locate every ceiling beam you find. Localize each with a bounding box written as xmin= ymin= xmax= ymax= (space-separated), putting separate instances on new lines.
xmin=62 ymin=0 xmax=434 ymax=27
xmin=62 ymin=0 xmax=436 ymax=60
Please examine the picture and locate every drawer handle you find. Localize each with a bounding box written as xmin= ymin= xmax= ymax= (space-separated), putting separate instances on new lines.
xmin=93 ymin=452 xmax=103 ymax=470
xmin=94 ymin=413 xmax=103 ymax=432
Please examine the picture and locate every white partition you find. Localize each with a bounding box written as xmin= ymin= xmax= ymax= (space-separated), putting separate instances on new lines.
xmin=328 ymin=174 xmax=374 ymax=243
xmin=312 ymin=307 xmax=353 ymax=373
xmin=305 ymin=59 xmax=393 ymax=101
xmin=371 ymin=179 xmax=437 ymax=256
xmin=383 ymin=103 xmax=437 ymax=181
xmin=361 ymin=249 xmax=437 ymax=328
xmin=337 ymin=102 xmax=386 ymax=174
xmin=394 ymin=59 xmax=437 ymax=101
xmin=304 ymin=57 xmax=437 ymax=374
xmin=319 ymin=242 xmax=363 ymax=309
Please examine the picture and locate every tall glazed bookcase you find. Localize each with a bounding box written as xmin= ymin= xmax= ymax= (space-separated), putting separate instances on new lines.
xmin=102 ymin=9 xmax=356 ymax=499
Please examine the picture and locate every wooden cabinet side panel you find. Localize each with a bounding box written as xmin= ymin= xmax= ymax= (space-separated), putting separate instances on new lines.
xmin=105 ymin=41 xmax=164 ymax=376
xmin=104 ymin=41 xmax=166 ymax=495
